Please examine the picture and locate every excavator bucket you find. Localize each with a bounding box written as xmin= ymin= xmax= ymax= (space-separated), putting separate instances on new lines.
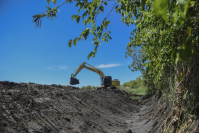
xmin=70 ymin=77 xmax=79 ymax=85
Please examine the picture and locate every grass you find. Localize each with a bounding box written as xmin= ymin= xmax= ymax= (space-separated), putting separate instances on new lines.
xmin=63 ymin=85 xmax=69 ymax=87
xmin=62 ymin=85 xmax=98 ymax=90
xmin=117 ymin=85 xmax=147 ymax=95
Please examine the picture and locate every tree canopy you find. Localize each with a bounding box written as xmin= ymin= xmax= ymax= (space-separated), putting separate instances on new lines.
xmin=33 ymin=0 xmax=198 ymax=66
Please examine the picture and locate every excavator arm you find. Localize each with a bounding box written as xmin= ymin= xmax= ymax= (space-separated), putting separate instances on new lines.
xmin=70 ymin=62 xmax=106 ymax=85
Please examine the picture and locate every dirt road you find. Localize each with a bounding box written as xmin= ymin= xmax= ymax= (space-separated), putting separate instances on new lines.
xmin=0 ymin=81 xmax=166 ymax=133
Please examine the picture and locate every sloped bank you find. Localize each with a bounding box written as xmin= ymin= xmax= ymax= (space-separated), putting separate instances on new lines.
xmin=0 ymin=81 xmax=194 ymax=133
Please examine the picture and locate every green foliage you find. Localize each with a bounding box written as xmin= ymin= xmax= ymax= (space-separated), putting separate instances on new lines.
xmin=119 ymin=85 xmax=147 ymax=95
xmin=47 ymin=0 xmax=50 ymax=4
xmin=73 ymin=38 xmax=78 ymax=46
xmin=33 ymin=0 xmax=198 ymax=63
xmin=33 ymin=0 xmax=114 ymax=59
xmin=52 ymin=0 xmax=57 ymax=5
xmin=123 ymin=77 xmax=144 ymax=88
xmin=32 ymin=5 xmax=59 ymax=28
xmin=125 ymin=0 xmax=198 ymax=83
xmin=80 ymin=85 xmax=98 ymax=90
xmin=119 ymin=76 xmax=147 ymax=95
xmin=68 ymin=39 xmax=72 ymax=47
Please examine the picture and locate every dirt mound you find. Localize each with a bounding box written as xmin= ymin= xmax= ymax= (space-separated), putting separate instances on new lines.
xmin=0 ymin=81 xmax=176 ymax=133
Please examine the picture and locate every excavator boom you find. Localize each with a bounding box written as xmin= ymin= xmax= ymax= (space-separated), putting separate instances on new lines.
xmin=70 ymin=62 xmax=120 ymax=88
xmin=70 ymin=62 xmax=105 ymax=85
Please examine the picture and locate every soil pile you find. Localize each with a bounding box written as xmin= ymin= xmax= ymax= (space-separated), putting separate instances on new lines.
xmin=0 ymin=81 xmax=177 ymax=133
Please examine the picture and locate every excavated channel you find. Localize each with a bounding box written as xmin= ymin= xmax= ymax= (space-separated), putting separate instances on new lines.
xmin=0 ymin=81 xmax=166 ymax=133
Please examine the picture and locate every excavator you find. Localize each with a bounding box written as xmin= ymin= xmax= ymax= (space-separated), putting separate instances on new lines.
xmin=70 ymin=62 xmax=120 ymax=90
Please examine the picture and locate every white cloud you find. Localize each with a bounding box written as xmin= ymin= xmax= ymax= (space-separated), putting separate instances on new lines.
xmin=47 ymin=66 xmax=55 ymax=70
xmin=59 ymin=66 xmax=67 ymax=70
xmin=96 ymin=63 xmax=121 ymax=68
xmin=47 ymin=66 xmax=67 ymax=70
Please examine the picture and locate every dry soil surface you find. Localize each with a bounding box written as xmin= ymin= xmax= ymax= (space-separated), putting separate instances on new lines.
xmin=0 ymin=81 xmax=169 ymax=133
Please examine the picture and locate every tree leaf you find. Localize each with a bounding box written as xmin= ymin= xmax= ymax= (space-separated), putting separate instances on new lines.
xmin=76 ymin=16 xmax=81 ymax=24
xmin=97 ymin=26 xmax=100 ymax=31
xmin=83 ymin=19 xmax=87 ymax=26
xmin=82 ymin=28 xmax=90 ymax=40
xmin=106 ymin=21 xmax=111 ymax=24
xmin=190 ymin=1 xmax=196 ymax=7
xmin=125 ymin=10 xmax=128 ymax=16
xmin=89 ymin=7 xmax=93 ymax=15
xmin=153 ymin=0 xmax=168 ymax=22
xmin=82 ymin=12 xmax=88 ymax=19
xmin=71 ymin=15 xmax=76 ymax=20
xmin=186 ymin=27 xmax=192 ymax=36
xmin=73 ymin=38 xmax=78 ymax=46
xmin=90 ymin=29 xmax=94 ymax=34
xmin=115 ymin=5 xmax=118 ymax=10
xmin=68 ymin=40 xmax=72 ymax=47
xmin=180 ymin=11 xmax=185 ymax=20
xmin=142 ymin=57 xmax=147 ymax=63
xmin=78 ymin=7 xmax=82 ymax=13
xmin=47 ymin=6 xmax=52 ymax=11
xmin=83 ymin=3 xmax=88 ymax=10
xmin=47 ymin=0 xmax=50 ymax=4
xmin=145 ymin=63 xmax=149 ymax=68
xmin=93 ymin=32 xmax=97 ymax=38
xmin=179 ymin=49 xmax=188 ymax=62
xmin=171 ymin=51 xmax=176 ymax=63
xmin=92 ymin=52 xmax=95 ymax=57
xmin=99 ymin=6 xmax=104 ymax=13
xmin=88 ymin=17 xmax=91 ymax=24
xmin=173 ymin=7 xmax=178 ymax=23
xmin=87 ymin=53 xmax=91 ymax=60
xmin=94 ymin=46 xmax=98 ymax=52
xmin=52 ymin=0 xmax=57 ymax=5
xmin=107 ymin=34 xmax=112 ymax=39
xmin=94 ymin=42 xmax=99 ymax=46
xmin=184 ymin=38 xmax=193 ymax=53
xmin=76 ymin=2 xmax=79 ymax=7
xmin=175 ymin=51 xmax=180 ymax=64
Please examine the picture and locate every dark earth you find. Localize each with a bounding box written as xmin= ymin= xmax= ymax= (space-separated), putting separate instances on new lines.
xmin=0 ymin=81 xmax=197 ymax=133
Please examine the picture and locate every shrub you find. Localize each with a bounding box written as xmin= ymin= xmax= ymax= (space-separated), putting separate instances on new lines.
xmin=80 ymin=85 xmax=98 ymax=90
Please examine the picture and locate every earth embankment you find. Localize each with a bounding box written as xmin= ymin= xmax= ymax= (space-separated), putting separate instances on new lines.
xmin=0 ymin=81 xmax=168 ymax=133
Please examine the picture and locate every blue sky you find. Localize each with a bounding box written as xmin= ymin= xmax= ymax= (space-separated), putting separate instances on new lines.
xmin=0 ymin=0 xmax=141 ymax=87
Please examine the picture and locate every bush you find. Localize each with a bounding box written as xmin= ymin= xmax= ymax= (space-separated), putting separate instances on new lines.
xmin=80 ymin=85 xmax=98 ymax=90
xmin=122 ymin=76 xmax=145 ymax=89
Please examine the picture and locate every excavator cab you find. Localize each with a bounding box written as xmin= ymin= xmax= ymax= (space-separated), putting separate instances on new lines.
xmin=70 ymin=77 xmax=79 ymax=85
xmin=101 ymin=76 xmax=112 ymax=87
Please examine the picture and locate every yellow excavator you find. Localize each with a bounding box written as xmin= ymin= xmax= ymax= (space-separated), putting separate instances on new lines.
xmin=70 ymin=62 xmax=120 ymax=89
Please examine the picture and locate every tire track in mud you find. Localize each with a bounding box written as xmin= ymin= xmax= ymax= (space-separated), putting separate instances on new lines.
xmin=0 ymin=81 xmax=163 ymax=133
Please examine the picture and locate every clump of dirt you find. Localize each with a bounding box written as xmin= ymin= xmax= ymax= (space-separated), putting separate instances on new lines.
xmin=0 ymin=81 xmax=197 ymax=133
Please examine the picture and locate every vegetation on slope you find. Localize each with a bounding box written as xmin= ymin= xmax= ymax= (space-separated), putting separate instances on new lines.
xmin=118 ymin=76 xmax=147 ymax=96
